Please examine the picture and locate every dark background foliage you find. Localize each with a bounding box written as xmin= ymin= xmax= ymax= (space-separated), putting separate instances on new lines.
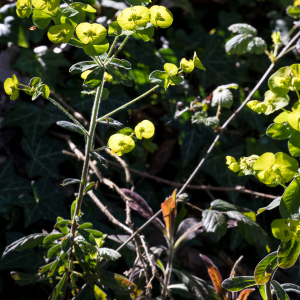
xmin=0 ymin=0 xmax=299 ymax=299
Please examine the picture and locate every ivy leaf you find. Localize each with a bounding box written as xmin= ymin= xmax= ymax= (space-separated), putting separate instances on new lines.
xmin=228 ymin=23 xmax=257 ymax=35
xmin=202 ymin=209 xmax=227 ymax=240
xmin=247 ymin=37 xmax=267 ymax=54
xmin=21 ymin=137 xmax=65 ymax=178
xmin=2 ymin=102 xmax=66 ymax=145
xmin=16 ymin=178 xmax=68 ymax=227
xmin=225 ymin=34 xmax=253 ymax=55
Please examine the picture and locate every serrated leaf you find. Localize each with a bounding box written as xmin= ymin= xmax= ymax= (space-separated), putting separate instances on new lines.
xmin=2 ymin=233 xmax=46 ymax=259
xmin=77 ymin=228 xmax=97 ymax=246
xmin=222 ymin=276 xmax=256 ymax=292
xmin=257 ymin=197 xmax=281 ymax=215
xmin=106 ymin=65 xmax=132 ymax=87
xmin=173 ymin=269 xmax=210 ymax=300
xmin=226 ymin=211 xmax=267 ymax=246
xmin=202 ymin=209 xmax=227 ymax=240
xmin=254 ymin=251 xmax=278 ymax=284
xmin=271 ymin=280 xmax=290 ymax=300
xmin=225 ymin=34 xmax=253 ymax=55
xmin=98 ymin=248 xmax=121 ymax=261
xmin=228 ymin=23 xmax=257 ymax=35
xmin=278 ymin=238 xmax=300 ymax=268
xmin=247 ymin=37 xmax=267 ymax=54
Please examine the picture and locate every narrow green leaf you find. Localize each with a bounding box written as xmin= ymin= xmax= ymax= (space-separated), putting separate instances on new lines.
xmin=77 ymin=228 xmax=97 ymax=246
xmin=258 ymin=284 xmax=267 ymax=300
xmin=71 ymin=199 xmax=77 ymax=220
xmin=78 ymin=223 xmax=93 ymax=229
xmin=51 ymin=272 xmax=68 ymax=300
xmin=106 ymin=65 xmax=132 ymax=87
xmin=222 ymin=276 xmax=256 ymax=292
xmin=47 ymin=244 xmax=61 ymax=259
xmin=43 ymin=233 xmax=64 ymax=245
xmin=84 ymin=67 xmax=104 ymax=89
xmin=278 ymin=238 xmax=300 ymax=268
xmin=109 ymin=58 xmax=132 ymax=70
xmin=98 ymin=117 xmax=123 ymax=129
xmin=281 ymin=283 xmax=300 ymax=294
xmin=86 ymin=229 xmax=104 ymax=238
xmin=90 ymin=152 xmax=108 ymax=168
xmin=56 ymin=120 xmax=87 ymax=135
xmin=254 ymin=251 xmax=278 ymax=284
xmin=56 ymin=216 xmax=69 ymax=235
xmin=61 ymin=178 xmax=80 ymax=186
xmin=84 ymin=182 xmax=95 ymax=194
xmin=271 ymin=280 xmax=290 ymax=300
xmin=61 ymin=233 xmax=73 ymax=252
xmin=257 ymin=197 xmax=281 ymax=215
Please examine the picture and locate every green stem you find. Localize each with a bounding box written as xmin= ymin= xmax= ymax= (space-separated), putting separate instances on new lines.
xmin=107 ymin=35 xmax=130 ymax=63
xmin=96 ymin=84 xmax=159 ymax=123
xmin=104 ymin=36 xmax=119 ymax=63
xmin=161 ymin=238 xmax=174 ymax=299
xmin=265 ymin=266 xmax=278 ymax=300
xmin=71 ymin=78 xmax=105 ymax=234
xmin=47 ymin=96 xmax=88 ymax=135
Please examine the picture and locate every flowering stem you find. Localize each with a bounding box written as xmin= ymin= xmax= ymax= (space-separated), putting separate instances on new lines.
xmin=96 ymin=84 xmax=159 ymax=123
xmin=71 ymin=77 xmax=106 ymax=234
xmin=104 ymin=36 xmax=119 ymax=63
xmin=47 ymin=96 xmax=88 ymax=135
xmin=107 ymin=35 xmax=130 ymax=63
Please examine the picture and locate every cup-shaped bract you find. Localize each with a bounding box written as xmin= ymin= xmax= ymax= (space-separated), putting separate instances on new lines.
xmin=48 ymin=24 xmax=74 ymax=43
xmin=164 ymin=63 xmax=178 ymax=76
xmin=16 ymin=0 xmax=31 ymax=18
xmin=150 ymin=5 xmax=173 ymax=29
xmin=4 ymin=75 xmax=19 ymax=100
xmin=180 ymin=58 xmax=194 ymax=73
xmin=134 ymin=120 xmax=155 ymax=140
xmin=108 ymin=134 xmax=135 ymax=156
xmin=117 ymin=6 xmax=150 ymax=31
xmin=32 ymin=0 xmax=60 ymax=11
xmin=76 ymin=23 xmax=107 ymax=45
xmin=271 ymin=219 xmax=292 ymax=241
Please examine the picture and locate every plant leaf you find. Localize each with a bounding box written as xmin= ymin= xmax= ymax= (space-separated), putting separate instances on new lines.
xmin=254 ymin=251 xmax=278 ymax=284
xmin=56 ymin=120 xmax=87 ymax=135
xmin=61 ymin=178 xmax=80 ymax=186
xmin=108 ymin=58 xmax=132 ymax=70
xmin=289 ymin=131 xmax=300 ymax=157
xmin=222 ymin=276 xmax=256 ymax=292
xmin=278 ymin=238 xmax=300 ymax=269
xmin=280 ymin=177 xmax=300 ymax=217
xmin=106 ymin=65 xmax=132 ymax=87
xmin=69 ymin=61 xmax=98 ymax=74
xmin=281 ymin=283 xmax=300 ymax=294
xmin=98 ymin=248 xmax=121 ymax=261
xmin=271 ymin=280 xmax=290 ymax=300
xmin=266 ymin=123 xmax=294 ymax=140
xmin=161 ymin=189 xmax=177 ymax=236
xmin=228 ymin=23 xmax=257 ymax=35
xmin=225 ymin=34 xmax=253 ymax=55
xmin=202 ymin=209 xmax=227 ymax=240
xmin=257 ymin=197 xmax=281 ymax=215
xmin=247 ymin=37 xmax=267 ymax=54
xmin=98 ymin=117 xmax=123 ymax=129
xmin=237 ymin=288 xmax=255 ymax=300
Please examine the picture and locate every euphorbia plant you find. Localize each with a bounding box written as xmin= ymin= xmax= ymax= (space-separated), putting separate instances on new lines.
xmin=2 ymin=0 xmax=207 ymax=298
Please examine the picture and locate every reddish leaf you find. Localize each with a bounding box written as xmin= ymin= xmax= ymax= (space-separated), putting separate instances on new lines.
xmin=238 ymin=288 xmax=255 ymax=300
xmin=94 ymin=285 xmax=108 ymax=300
xmin=161 ymin=189 xmax=177 ymax=236
xmin=200 ymin=254 xmax=227 ymax=300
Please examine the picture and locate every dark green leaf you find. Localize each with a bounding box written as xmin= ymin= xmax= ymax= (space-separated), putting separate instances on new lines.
xmin=109 ymin=58 xmax=132 ymax=70
xmin=247 ymin=37 xmax=267 ymax=54
xmin=281 ymin=177 xmax=300 ymax=216
xmin=69 ymin=61 xmax=98 ymax=74
xmin=98 ymin=248 xmax=121 ymax=260
xmin=84 ymin=182 xmax=95 ymax=194
xmin=56 ymin=121 xmax=87 ymax=136
xmin=90 ymin=152 xmax=108 ymax=168
xmin=61 ymin=178 xmax=81 ymax=186
xmin=271 ymin=280 xmax=290 ymax=300
xmin=77 ymin=228 xmax=97 ymax=246
xmin=254 ymin=251 xmax=278 ymax=284
xmin=288 ymin=131 xmax=300 ymax=157
xmin=278 ymin=238 xmax=300 ymax=269
xmin=98 ymin=117 xmax=123 ymax=129
xmin=202 ymin=209 xmax=227 ymax=240
xmin=61 ymin=233 xmax=73 ymax=252
xmin=106 ymin=65 xmax=132 ymax=87
xmin=11 ymin=271 xmax=47 ymax=286
xmin=86 ymin=229 xmax=104 ymax=238
xmin=78 ymin=223 xmax=93 ymax=229
xmin=48 ymin=244 xmax=61 ymax=259
xmin=71 ymin=199 xmax=77 ymax=220
xmin=225 ymin=34 xmax=253 ymax=55
xmin=84 ymin=40 xmax=109 ymax=56
xmin=51 ymin=272 xmax=68 ymax=300
xmin=126 ymin=0 xmax=149 ymax=6
xmin=222 ymin=276 xmax=256 ymax=292
xmin=281 ymin=283 xmax=300 ymax=294
xmin=2 ymin=233 xmax=46 ymax=259
xmin=43 ymin=233 xmax=64 ymax=245
xmin=84 ymin=67 xmax=104 ymax=89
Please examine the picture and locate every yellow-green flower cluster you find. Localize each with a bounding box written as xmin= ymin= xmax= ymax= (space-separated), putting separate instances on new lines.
xmin=271 ymin=219 xmax=300 ymax=242
xmin=4 ymin=75 xmax=20 ymax=100
xmin=117 ymin=5 xmax=173 ymax=32
xmin=108 ymin=120 xmax=155 ymax=156
xmin=226 ymin=155 xmax=259 ymax=177
xmin=16 ymin=0 xmax=31 ymax=18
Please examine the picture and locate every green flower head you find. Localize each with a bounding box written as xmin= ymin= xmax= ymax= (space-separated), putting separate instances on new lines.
xmin=180 ymin=58 xmax=194 ymax=73
xmin=149 ymin=5 xmax=173 ymax=29
xmin=117 ymin=6 xmax=150 ymax=31
xmin=16 ymin=0 xmax=31 ymax=18
xmin=32 ymin=0 xmax=60 ymax=11
xmin=76 ymin=23 xmax=107 ymax=45
xmin=108 ymin=134 xmax=135 ymax=156
xmin=253 ymin=152 xmax=298 ymax=186
xmin=271 ymin=219 xmax=293 ymax=241
xmin=4 ymin=75 xmax=19 ymax=100
xmin=47 ymin=24 xmax=74 ymax=43
xmin=134 ymin=120 xmax=155 ymax=140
